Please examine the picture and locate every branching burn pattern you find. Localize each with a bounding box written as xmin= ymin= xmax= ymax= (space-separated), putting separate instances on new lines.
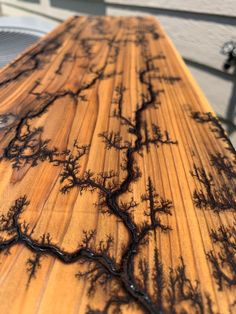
xmin=0 ymin=17 xmax=219 ymax=314
xmin=191 ymin=110 xmax=236 ymax=305
xmin=207 ymin=221 xmax=236 ymax=291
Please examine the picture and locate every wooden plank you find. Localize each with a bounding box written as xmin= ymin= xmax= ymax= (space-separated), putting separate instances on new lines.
xmin=0 ymin=16 xmax=235 ymax=314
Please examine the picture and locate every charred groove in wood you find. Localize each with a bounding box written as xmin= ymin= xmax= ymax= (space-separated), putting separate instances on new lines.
xmin=2 ymin=31 xmax=122 ymax=168
xmin=152 ymin=75 xmax=181 ymax=84
xmin=191 ymin=112 xmax=236 ymax=303
xmin=3 ymin=121 xmax=61 ymax=169
xmin=0 ymin=18 xmax=79 ymax=89
xmin=0 ymin=18 xmax=218 ymax=314
xmin=55 ymin=53 xmax=77 ymax=75
xmin=191 ymin=111 xmax=236 ymax=158
xmin=208 ymin=221 xmax=236 ymax=291
xmin=26 ymin=252 xmax=42 ymax=287
xmin=191 ymin=111 xmax=236 ymax=212
xmin=191 ymin=163 xmax=236 ymax=212
xmin=210 ymin=153 xmax=236 ymax=179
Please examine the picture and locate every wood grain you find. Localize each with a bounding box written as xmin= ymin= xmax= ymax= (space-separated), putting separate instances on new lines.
xmin=0 ymin=16 xmax=235 ymax=314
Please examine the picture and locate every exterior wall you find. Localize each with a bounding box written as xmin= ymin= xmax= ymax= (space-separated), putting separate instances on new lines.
xmin=107 ymin=0 xmax=236 ymax=17
xmin=1 ymin=0 xmax=236 ymax=144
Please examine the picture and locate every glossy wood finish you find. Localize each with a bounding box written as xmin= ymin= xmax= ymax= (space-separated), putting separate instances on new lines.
xmin=0 ymin=16 xmax=235 ymax=314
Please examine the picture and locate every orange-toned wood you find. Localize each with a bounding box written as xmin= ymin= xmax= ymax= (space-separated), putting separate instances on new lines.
xmin=0 ymin=16 xmax=235 ymax=314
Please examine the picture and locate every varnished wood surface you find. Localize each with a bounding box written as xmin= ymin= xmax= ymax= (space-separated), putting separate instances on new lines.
xmin=0 ymin=16 xmax=236 ymax=314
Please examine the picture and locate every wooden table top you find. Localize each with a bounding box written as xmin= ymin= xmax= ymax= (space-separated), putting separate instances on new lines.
xmin=0 ymin=16 xmax=235 ymax=314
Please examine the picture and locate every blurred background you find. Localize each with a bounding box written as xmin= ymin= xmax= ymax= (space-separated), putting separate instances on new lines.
xmin=0 ymin=0 xmax=236 ymax=145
